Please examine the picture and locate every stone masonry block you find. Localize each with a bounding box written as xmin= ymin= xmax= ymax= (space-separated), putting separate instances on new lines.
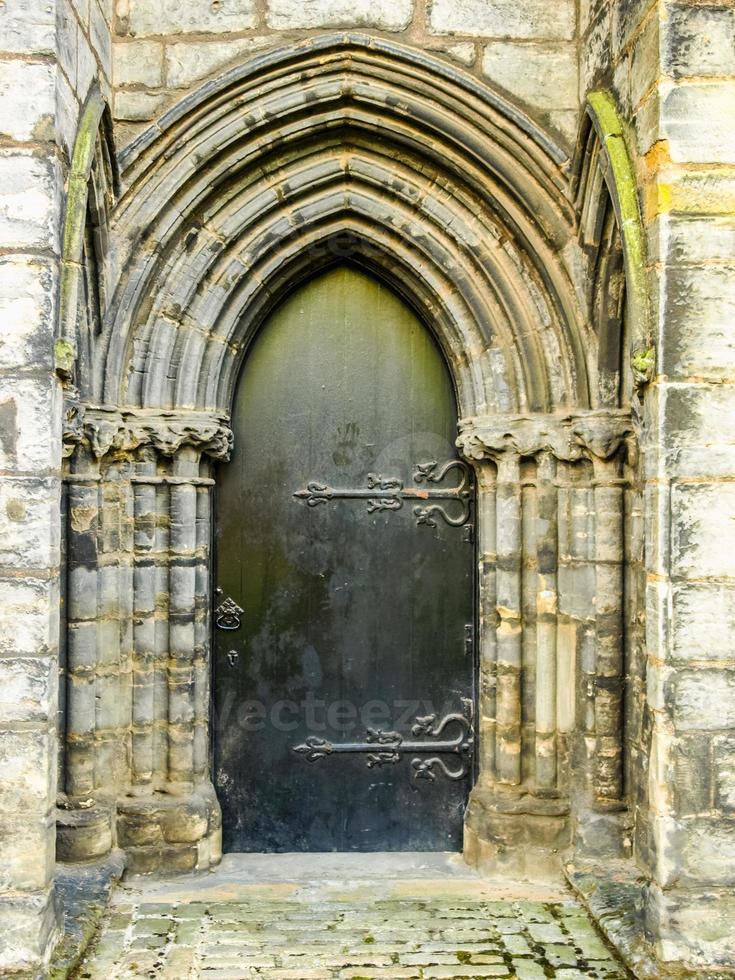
xmin=670 ymin=163 xmax=735 ymax=220
xmin=656 ymin=384 xmax=735 ymax=479
xmin=165 ymin=37 xmax=274 ymax=88
xmin=0 ymin=657 xmax=56 ymax=725
xmin=660 ymin=264 xmax=735 ymax=381
xmin=113 ymin=40 xmax=164 ymax=86
xmin=662 ymin=81 xmax=735 ymax=165
xmin=0 ymin=890 xmax=59 ymax=977
xmin=0 ymin=257 xmax=56 ymax=371
xmin=114 ymin=88 xmax=168 ymax=121
xmin=0 ymin=151 xmax=58 ymax=252
xmin=90 ymin=0 xmax=112 ymax=73
xmin=669 ymin=668 xmax=735 ymax=732
xmin=57 ymin=0 xmax=79 ymax=94
xmin=651 ymin=214 xmax=735 ymax=266
xmin=673 ymin=582 xmax=735 ymax=664
xmin=121 ymin=0 xmax=256 ymax=37
xmin=429 ymin=0 xmax=575 ymax=40
xmin=267 ymin=0 xmax=414 ymax=31
xmin=678 ymin=818 xmax=735 ymax=888
xmin=671 ymin=734 xmax=712 ymax=815
xmin=0 ymin=59 xmax=55 ymax=142
xmin=629 ymin=6 xmax=658 ymax=110
xmin=646 ymin=881 xmax=735 ymax=966
xmin=0 ymin=376 xmax=61 ymax=473
xmin=0 ymin=0 xmax=56 ymax=56
xmin=0 ymin=728 xmax=55 ymax=813
xmin=0 ymin=478 xmax=60 ymax=570
xmin=612 ymin=0 xmax=656 ymax=56
xmin=78 ymin=22 xmax=101 ymax=97
xmin=0 ymin=812 xmax=55 ymax=893
xmin=671 ymin=483 xmax=735 ymax=579
xmin=663 ymin=2 xmax=735 ymax=78
xmin=481 ymin=43 xmax=578 ymax=113
xmin=0 ymin=576 xmax=59 ymax=658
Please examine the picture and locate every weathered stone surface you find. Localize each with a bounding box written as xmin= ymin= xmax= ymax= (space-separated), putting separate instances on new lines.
xmin=0 ymin=60 xmax=55 ymax=142
xmin=0 ymin=478 xmax=60 ymax=569
xmin=429 ymin=0 xmax=575 ymax=40
xmin=0 ymin=657 xmax=56 ymax=724
xmin=0 ymin=812 xmax=55 ymax=892
xmin=73 ymin=860 xmax=628 ymax=979
xmin=120 ymin=0 xmax=256 ymax=36
xmin=481 ymin=43 xmax=578 ymax=112
xmin=662 ymin=81 xmax=735 ymax=165
xmin=0 ymin=0 xmax=56 ymax=55
xmin=663 ymin=2 xmax=735 ymax=78
xmin=165 ymin=36 xmax=274 ymax=88
xmin=0 ymin=152 xmax=58 ymax=251
xmin=671 ymin=483 xmax=735 ymax=579
xmin=0 ymin=257 xmax=55 ymax=370
xmin=114 ymin=88 xmax=169 ymax=121
xmin=0 ymin=890 xmax=59 ymax=978
xmin=672 ymin=582 xmax=735 ymax=663
xmin=57 ymin=806 xmax=115 ymax=862
xmin=268 ymin=0 xmax=414 ymax=30
xmin=113 ymin=39 xmax=164 ymax=87
xmin=0 ymin=729 xmax=54 ymax=812
xmin=669 ymin=669 xmax=735 ymax=733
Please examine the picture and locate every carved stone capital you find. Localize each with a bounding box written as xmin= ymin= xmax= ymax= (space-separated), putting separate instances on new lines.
xmin=63 ymin=406 xmax=234 ymax=461
xmin=457 ymin=410 xmax=634 ymax=465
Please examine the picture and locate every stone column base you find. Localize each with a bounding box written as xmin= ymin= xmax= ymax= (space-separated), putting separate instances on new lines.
xmin=463 ymin=786 xmax=571 ymax=877
xmin=572 ymin=804 xmax=630 ymax=862
xmin=57 ymin=799 xmax=115 ymax=863
xmin=117 ymin=782 xmax=222 ymax=876
xmin=645 ymin=881 xmax=735 ymax=969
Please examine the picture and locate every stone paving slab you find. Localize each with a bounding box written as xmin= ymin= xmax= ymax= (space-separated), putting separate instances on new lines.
xmin=71 ymin=854 xmax=631 ymax=980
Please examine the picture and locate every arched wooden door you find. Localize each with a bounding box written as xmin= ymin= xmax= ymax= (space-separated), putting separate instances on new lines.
xmin=214 ymin=265 xmax=476 ymax=852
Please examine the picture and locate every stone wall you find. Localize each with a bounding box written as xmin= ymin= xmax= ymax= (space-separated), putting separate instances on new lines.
xmin=111 ymin=0 xmax=581 ymax=148
xmin=0 ymin=2 xmax=62 ymax=974
xmin=0 ymin=0 xmax=113 ymax=973
xmin=639 ymin=0 xmax=735 ymax=966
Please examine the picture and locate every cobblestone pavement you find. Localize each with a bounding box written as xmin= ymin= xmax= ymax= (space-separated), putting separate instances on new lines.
xmin=72 ymin=854 xmax=631 ymax=980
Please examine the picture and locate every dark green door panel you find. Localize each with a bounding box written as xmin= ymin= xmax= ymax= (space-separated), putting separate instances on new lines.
xmin=214 ymin=265 xmax=475 ymax=852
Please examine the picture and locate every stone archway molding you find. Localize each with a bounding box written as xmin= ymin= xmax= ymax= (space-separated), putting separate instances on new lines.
xmin=58 ymin=37 xmax=642 ymax=875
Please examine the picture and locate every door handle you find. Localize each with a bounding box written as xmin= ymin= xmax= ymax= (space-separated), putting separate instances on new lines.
xmin=215 ymin=588 xmax=244 ymax=630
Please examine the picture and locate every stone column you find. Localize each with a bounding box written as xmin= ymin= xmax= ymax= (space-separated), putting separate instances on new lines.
xmin=61 ymin=409 xmax=231 ymax=875
xmin=495 ymin=451 xmax=523 ymax=787
xmin=459 ymin=410 xmax=633 ymax=874
xmin=535 ymin=452 xmax=558 ymax=793
xmin=475 ymin=462 xmax=498 ymax=785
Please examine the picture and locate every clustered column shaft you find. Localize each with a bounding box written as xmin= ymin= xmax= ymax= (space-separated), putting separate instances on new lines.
xmin=494 ymin=452 xmax=523 ymax=786
xmin=535 ymin=452 xmax=558 ymax=792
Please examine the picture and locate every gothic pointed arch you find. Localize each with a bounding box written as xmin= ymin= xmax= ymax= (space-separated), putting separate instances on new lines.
xmin=573 ymin=90 xmax=653 ymax=407
xmin=58 ymin=86 xmax=118 ymax=404
xmin=96 ymin=33 xmax=593 ymax=420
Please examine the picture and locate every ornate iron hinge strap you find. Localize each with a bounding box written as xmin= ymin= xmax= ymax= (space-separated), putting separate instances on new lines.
xmin=294 ymin=459 xmax=472 ymax=528
xmin=293 ymin=704 xmax=474 ymax=783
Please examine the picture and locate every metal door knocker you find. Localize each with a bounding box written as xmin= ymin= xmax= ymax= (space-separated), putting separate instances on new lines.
xmin=215 ymin=589 xmax=244 ymax=630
